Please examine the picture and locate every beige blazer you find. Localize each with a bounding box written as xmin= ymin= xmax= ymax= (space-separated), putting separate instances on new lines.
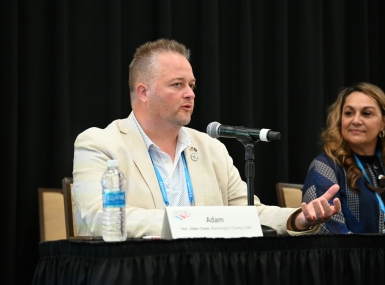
xmin=73 ymin=112 xmax=314 ymax=237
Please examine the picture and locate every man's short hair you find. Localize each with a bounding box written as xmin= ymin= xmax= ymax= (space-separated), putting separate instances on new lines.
xmin=128 ymin=39 xmax=191 ymax=97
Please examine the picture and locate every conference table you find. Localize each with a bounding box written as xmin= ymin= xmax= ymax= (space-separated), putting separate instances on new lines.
xmin=32 ymin=234 xmax=384 ymax=285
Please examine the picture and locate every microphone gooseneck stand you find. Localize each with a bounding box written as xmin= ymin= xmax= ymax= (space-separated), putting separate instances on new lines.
xmin=244 ymin=142 xmax=256 ymax=206
xmin=223 ymin=125 xmax=281 ymax=236
xmin=235 ymin=127 xmax=257 ymax=206
xmin=234 ymin=126 xmax=281 ymax=206
xmin=207 ymin=122 xmax=281 ymax=206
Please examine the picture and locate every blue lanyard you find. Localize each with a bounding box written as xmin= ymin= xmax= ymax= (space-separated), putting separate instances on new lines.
xmin=181 ymin=152 xmax=195 ymax=206
xmin=354 ymin=151 xmax=385 ymax=220
xmin=148 ymin=150 xmax=195 ymax=206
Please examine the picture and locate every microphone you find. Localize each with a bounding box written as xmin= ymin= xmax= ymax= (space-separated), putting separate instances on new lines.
xmin=206 ymin=122 xmax=281 ymax=142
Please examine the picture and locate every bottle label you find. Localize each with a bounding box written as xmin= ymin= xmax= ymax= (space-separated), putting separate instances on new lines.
xmin=103 ymin=190 xmax=126 ymax=208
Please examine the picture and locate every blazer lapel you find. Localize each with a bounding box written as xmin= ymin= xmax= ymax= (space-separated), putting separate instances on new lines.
xmin=118 ymin=113 xmax=164 ymax=209
xmin=184 ymin=142 xmax=205 ymax=206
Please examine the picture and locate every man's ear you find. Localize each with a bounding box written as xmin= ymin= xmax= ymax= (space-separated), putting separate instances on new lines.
xmin=136 ymin=83 xmax=149 ymax=102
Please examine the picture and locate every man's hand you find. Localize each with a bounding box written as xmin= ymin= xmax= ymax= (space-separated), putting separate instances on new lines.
xmin=292 ymin=184 xmax=341 ymax=231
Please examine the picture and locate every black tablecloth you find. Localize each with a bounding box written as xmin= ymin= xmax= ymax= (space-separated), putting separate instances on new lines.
xmin=32 ymin=235 xmax=385 ymax=285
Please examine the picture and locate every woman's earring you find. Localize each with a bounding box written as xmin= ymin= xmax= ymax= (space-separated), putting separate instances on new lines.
xmin=380 ymin=130 xmax=385 ymax=138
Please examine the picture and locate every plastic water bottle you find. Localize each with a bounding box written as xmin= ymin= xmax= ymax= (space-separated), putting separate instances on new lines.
xmin=101 ymin=160 xmax=127 ymax=242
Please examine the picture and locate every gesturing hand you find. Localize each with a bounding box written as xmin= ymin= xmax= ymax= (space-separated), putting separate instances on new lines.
xmin=293 ymin=184 xmax=341 ymax=231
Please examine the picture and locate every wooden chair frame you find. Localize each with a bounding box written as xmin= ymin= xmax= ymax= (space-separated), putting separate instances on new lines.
xmin=275 ymin=182 xmax=303 ymax=208
xmin=62 ymin=177 xmax=75 ymax=237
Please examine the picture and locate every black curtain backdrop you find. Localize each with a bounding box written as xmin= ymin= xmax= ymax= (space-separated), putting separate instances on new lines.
xmin=1 ymin=1 xmax=385 ymax=284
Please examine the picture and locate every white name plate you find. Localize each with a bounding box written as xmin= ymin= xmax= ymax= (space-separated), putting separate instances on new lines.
xmin=161 ymin=206 xmax=263 ymax=239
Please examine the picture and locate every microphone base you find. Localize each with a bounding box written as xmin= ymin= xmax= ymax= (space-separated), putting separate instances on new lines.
xmin=261 ymin=225 xmax=277 ymax=236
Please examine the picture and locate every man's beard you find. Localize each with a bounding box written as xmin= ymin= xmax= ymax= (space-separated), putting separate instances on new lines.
xmin=168 ymin=109 xmax=193 ymax=126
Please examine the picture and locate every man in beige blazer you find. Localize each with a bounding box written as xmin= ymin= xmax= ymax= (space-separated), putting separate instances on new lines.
xmin=73 ymin=39 xmax=341 ymax=238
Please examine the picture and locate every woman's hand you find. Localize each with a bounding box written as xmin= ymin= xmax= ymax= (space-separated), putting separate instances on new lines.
xmin=293 ymin=184 xmax=341 ymax=230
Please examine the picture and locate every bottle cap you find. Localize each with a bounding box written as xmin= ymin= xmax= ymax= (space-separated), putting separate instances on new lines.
xmin=106 ymin=160 xmax=118 ymax=168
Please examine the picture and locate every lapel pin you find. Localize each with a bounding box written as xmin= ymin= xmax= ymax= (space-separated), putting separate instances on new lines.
xmin=190 ymin=153 xmax=198 ymax=161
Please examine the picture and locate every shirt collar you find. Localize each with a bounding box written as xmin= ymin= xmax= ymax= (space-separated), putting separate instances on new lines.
xmin=132 ymin=112 xmax=192 ymax=152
